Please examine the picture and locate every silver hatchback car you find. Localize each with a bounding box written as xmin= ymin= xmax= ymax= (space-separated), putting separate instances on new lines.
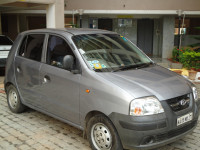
xmin=5 ymin=28 xmax=200 ymax=150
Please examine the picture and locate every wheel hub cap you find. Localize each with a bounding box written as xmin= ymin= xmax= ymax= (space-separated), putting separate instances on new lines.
xmin=9 ymin=90 xmax=18 ymax=109
xmin=91 ymin=123 xmax=112 ymax=150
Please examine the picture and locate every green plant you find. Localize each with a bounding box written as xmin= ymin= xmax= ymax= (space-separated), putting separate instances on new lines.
xmin=171 ymin=26 xmax=200 ymax=71
xmin=179 ymin=50 xmax=200 ymax=70
xmin=172 ymin=46 xmax=200 ymax=70
xmin=172 ymin=47 xmax=179 ymax=61
xmin=172 ymin=47 xmax=191 ymax=62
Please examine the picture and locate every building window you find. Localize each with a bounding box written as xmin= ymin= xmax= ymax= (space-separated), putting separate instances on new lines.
xmin=174 ymin=28 xmax=187 ymax=35
xmin=175 ymin=18 xmax=200 ymax=35
xmin=65 ymin=17 xmax=77 ymax=28
xmin=118 ymin=19 xmax=132 ymax=27
xmin=89 ymin=19 xmax=98 ymax=29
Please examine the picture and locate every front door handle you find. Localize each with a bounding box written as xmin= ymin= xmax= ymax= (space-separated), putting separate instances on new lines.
xmin=16 ymin=67 xmax=21 ymax=73
xmin=43 ymin=75 xmax=51 ymax=84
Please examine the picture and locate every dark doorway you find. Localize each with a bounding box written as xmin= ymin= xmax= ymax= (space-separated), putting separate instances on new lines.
xmin=28 ymin=16 xmax=46 ymax=30
xmin=98 ymin=19 xmax=113 ymax=31
xmin=137 ymin=19 xmax=154 ymax=56
xmin=2 ymin=15 xmax=18 ymax=41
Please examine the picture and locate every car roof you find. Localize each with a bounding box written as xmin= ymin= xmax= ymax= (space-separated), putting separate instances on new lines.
xmin=20 ymin=28 xmax=116 ymax=36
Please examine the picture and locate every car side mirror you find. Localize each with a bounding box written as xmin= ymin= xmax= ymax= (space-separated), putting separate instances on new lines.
xmin=63 ymin=55 xmax=74 ymax=71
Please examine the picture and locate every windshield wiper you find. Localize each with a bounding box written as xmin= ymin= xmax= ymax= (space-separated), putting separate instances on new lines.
xmin=94 ymin=69 xmax=103 ymax=72
xmin=112 ymin=62 xmax=154 ymax=72
xmin=136 ymin=62 xmax=154 ymax=69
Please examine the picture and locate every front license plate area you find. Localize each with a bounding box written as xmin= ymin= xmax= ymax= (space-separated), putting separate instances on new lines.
xmin=177 ymin=112 xmax=193 ymax=126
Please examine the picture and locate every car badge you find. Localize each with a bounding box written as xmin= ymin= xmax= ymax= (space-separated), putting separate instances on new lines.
xmin=179 ymin=99 xmax=187 ymax=106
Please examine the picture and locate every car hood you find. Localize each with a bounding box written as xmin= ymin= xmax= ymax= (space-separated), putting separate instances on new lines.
xmin=98 ymin=65 xmax=192 ymax=101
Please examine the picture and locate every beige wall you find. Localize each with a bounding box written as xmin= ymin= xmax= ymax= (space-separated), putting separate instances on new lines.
xmin=66 ymin=0 xmax=200 ymax=11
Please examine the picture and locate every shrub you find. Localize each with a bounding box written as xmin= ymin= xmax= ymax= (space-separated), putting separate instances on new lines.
xmin=172 ymin=47 xmax=191 ymax=62
xmin=179 ymin=50 xmax=200 ymax=70
xmin=172 ymin=47 xmax=200 ymax=70
xmin=172 ymin=47 xmax=179 ymax=61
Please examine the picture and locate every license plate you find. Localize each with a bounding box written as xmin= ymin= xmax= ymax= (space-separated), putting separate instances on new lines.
xmin=177 ymin=112 xmax=193 ymax=126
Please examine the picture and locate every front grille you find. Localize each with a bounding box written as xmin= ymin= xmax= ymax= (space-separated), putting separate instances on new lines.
xmin=167 ymin=94 xmax=191 ymax=112
xmin=155 ymin=120 xmax=197 ymax=142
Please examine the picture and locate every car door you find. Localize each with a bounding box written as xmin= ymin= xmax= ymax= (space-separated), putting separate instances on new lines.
xmin=15 ymin=34 xmax=45 ymax=106
xmin=38 ymin=34 xmax=81 ymax=125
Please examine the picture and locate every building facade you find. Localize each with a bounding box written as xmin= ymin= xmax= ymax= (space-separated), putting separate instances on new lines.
xmin=0 ymin=0 xmax=200 ymax=58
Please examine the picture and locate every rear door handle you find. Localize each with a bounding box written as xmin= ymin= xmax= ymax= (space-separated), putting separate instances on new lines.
xmin=43 ymin=75 xmax=51 ymax=84
xmin=16 ymin=67 xmax=21 ymax=73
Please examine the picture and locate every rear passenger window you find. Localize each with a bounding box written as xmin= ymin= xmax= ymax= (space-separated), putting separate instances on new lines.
xmin=19 ymin=36 xmax=27 ymax=56
xmin=19 ymin=34 xmax=45 ymax=62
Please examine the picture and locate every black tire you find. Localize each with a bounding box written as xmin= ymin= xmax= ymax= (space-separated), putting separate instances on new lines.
xmin=6 ymin=85 xmax=26 ymax=113
xmin=87 ymin=114 xmax=123 ymax=150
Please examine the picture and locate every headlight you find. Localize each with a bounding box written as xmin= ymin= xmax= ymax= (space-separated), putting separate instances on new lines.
xmin=130 ymin=96 xmax=164 ymax=116
xmin=192 ymin=86 xmax=199 ymax=102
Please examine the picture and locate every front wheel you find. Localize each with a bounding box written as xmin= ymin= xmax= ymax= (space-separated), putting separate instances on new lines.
xmin=87 ymin=114 xmax=123 ymax=150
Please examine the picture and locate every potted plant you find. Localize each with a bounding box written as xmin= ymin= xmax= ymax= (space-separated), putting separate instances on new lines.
xmin=188 ymin=69 xmax=197 ymax=80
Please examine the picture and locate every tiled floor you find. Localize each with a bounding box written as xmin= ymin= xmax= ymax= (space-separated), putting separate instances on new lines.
xmin=1 ymin=66 xmax=200 ymax=150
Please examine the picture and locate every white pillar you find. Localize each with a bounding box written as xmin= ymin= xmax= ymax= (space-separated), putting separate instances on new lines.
xmin=162 ymin=16 xmax=175 ymax=58
xmin=46 ymin=0 xmax=64 ymax=28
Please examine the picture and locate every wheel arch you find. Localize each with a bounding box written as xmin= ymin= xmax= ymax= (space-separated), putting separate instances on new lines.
xmin=83 ymin=110 xmax=113 ymax=139
xmin=4 ymin=82 xmax=13 ymax=93
xmin=84 ymin=110 xmax=123 ymax=149
xmin=83 ymin=111 xmax=106 ymax=138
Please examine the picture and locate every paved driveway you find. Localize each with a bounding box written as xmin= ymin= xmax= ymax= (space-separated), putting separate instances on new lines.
xmin=0 ymin=93 xmax=91 ymax=150
xmin=0 ymin=74 xmax=200 ymax=150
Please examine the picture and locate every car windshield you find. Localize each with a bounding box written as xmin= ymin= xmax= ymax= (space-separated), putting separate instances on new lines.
xmin=72 ymin=34 xmax=152 ymax=72
xmin=0 ymin=36 xmax=13 ymax=45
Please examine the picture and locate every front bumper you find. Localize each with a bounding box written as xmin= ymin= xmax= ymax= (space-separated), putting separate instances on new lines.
xmin=109 ymin=99 xmax=199 ymax=150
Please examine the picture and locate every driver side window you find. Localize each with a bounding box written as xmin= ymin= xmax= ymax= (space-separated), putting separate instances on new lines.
xmin=46 ymin=35 xmax=75 ymax=69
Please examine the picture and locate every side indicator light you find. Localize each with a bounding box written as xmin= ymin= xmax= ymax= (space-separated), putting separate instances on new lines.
xmin=86 ymin=89 xmax=90 ymax=93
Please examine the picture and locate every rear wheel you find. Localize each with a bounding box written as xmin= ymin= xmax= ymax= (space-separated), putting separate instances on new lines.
xmin=7 ymin=85 xmax=26 ymax=113
xmin=87 ymin=114 xmax=123 ymax=150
